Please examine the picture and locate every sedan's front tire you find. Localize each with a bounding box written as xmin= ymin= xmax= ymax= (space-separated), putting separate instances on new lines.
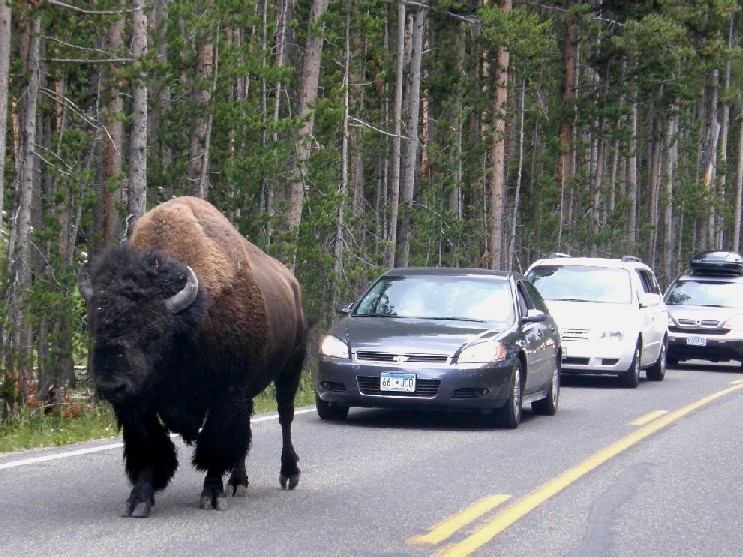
xmin=315 ymin=393 xmax=349 ymax=421
xmin=493 ymin=359 xmax=523 ymax=429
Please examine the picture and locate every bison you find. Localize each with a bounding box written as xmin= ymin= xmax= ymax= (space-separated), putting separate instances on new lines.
xmin=78 ymin=196 xmax=306 ymax=517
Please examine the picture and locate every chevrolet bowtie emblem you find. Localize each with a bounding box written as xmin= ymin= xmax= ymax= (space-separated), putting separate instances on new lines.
xmin=393 ymin=355 xmax=409 ymax=363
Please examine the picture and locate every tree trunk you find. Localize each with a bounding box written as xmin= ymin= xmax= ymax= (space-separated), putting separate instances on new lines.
xmin=188 ymin=20 xmax=217 ymax=199
xmin=384 ymin=0 xmax=405 ymax=268
xmin=7 ymin=15 xmax=42 ymax=399
xmin=95 ymin=12 xmax=124 ymax=256
xmin=398 ymin=5 xmax=425 ymax=268
xmin=489 ymin=0 xmax=511 ymax=270
xmin=557 ymin=0 xmax=578 ymax=246
xmin=286 ymin=0 xmax=329 ymax=269
xmin=0 ymin=2 xmax=10 ymax=232
xmin=128 ymin=0 xmax=148 ymax=231
xmin=735 ymin=102 xmax=743 ymax=254
xmin=508 ymin=74 xmax=526 ymax=271
xmin=628 ymin=100 xmax=638 ymax=248
xmin=664 ymin=113 xmax=678 ymax=283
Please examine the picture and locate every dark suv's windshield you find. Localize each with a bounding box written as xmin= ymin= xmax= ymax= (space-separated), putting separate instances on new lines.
xmin=664 ymin=278 xmax=743 ymax=308
xmin=527 ymin=265 xmax=632 ymax=304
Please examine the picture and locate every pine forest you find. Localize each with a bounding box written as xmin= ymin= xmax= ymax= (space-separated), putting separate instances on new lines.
xmin=1 ymin=0 xmax=742 ymax=410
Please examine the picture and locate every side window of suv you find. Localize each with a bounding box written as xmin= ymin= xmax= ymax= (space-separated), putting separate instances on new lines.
xmin=636 ymin=269 xmax=661 ymax=295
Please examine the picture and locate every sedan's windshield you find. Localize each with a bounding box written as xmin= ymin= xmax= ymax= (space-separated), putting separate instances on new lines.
xmin=665 ymin=279 xmax=743 ymax=308
xmin=353 ymin=275 xmax=515 ymax=323
xmin=527 ymin=265 xmax=632 ymax=304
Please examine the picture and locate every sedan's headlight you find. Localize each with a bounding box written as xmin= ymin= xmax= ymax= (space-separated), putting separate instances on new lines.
xmin=593 ymin=330 xmax=624 ymax=341
xmin=458 ymin=340 xmax=507 ymax=364
xmin=319 ymin=335 xmax=350 ymax=359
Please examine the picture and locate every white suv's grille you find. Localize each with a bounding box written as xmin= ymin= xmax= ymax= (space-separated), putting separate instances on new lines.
xmin=561 ymin=328 xmax=590 ymax=341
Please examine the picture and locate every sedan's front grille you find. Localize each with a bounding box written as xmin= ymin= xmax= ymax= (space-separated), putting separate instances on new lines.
xmin=357 ymin=376 xmax=441 ymax=397
xmin=356 ymin=351 xmax=448 ymax=364
xmin=561 ymin=329 xmax=590 ymax=341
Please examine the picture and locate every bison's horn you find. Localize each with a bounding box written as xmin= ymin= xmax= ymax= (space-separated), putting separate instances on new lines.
xmin=165 ymin=266 xmax=199 ymax=314
xmin=77 ymin=264 xmax=93 ymax=302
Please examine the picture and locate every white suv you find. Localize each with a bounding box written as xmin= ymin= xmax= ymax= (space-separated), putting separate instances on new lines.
xmin=526 ymin=255 xmax=668 ymax=387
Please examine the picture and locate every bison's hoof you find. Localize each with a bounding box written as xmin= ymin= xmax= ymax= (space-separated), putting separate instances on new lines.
xmin=279 ymin=472 xmax=300 ymax=490
xmin=199 ymin=492 xmax=228 ymax=511
xmin=124 ymin=500 xmax=152 ymax=518
xmin=232 ymin=485 xmax=248 ymax=498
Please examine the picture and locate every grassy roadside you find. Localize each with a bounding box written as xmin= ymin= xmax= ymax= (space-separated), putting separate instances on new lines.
xmin=0 ymin=377 xmax=317 ymax=454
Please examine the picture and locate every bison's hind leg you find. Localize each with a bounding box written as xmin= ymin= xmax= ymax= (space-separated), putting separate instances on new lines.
xmin=275 ymin=351 xmax=303 ymax=490
xmin=227 ymin=398 xmax=252 ymax=497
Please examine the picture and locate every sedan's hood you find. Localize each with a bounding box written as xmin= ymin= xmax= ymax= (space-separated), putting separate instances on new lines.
xmin=331 ymin=316 xmax=505 ymax=357
xmin=666 ymin=305 xmax=743 ymax=324
xmin=544 ymin=300 xmax=637 ymax=329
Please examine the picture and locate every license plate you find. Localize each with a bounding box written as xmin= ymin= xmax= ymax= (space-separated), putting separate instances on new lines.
xmin=687 ymin=336 xmax=707 ymax=347
xmin=380 ymin=372 xmax=416 ymax=392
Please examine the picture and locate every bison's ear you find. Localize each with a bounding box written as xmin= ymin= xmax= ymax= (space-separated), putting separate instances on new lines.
xmin=164 ymin=266 xmax=199 ymax=314
xmin=77 ymin=264 xmax=93 ymax=302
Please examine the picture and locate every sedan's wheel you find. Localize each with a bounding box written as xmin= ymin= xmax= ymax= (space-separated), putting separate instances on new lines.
xmin=532 ymin=360 xmax=560 ymax=416
xmin=646 ymin=340 xmax=667 ymax=381
xmin=619 ymin=341 xmax=641 ymax=388
xmin=315 ymin=392 xmax=349 ymax=421
xmin=493 ymin=360 xmax=523 ymax=429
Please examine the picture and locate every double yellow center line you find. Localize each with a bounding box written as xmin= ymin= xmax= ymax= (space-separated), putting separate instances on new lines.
xmin=410 ymin=379 xmax=743 ymax=557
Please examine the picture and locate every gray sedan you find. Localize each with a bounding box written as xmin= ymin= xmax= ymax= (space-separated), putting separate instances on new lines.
xmin=315 ymin=268 xmax=562 ymax=428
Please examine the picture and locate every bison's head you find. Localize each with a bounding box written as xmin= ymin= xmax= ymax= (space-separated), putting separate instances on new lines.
xmin=78 ymin=245 xmax=204 ymax=404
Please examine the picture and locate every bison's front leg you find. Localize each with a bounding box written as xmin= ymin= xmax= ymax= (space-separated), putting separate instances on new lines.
xmin=120 ymin=411 xmax=178 ymax=518
xmin=193 ymin=389 xmax=250 ymax=511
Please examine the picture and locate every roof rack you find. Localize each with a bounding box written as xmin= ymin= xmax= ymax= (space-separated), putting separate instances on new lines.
xmin=547 ymin=252 xmax=571 ymax=259
xmin=620 ymin=255 xmax=641 ymax=263
xmin=689 ymin=251 xmax=743 ymax=276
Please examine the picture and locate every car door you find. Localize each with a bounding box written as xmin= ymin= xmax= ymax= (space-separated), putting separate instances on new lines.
xmin=516 ymin=280 xmax=554 ymax=392
xmin=634 ymin=268 xmax=667 ymax=366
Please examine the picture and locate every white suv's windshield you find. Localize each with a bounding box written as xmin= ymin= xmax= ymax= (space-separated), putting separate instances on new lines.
xmin=527 ymin=265 xmax=632 ymax=304
xmin=665 ymin=279 xmax=743 ymax=308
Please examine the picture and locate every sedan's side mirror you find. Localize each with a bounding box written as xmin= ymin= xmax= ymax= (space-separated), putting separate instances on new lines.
xmin=523 ymin=309 xmax=547 ymax=323
xmin=335 ymin=303 xmax=352 ymax=315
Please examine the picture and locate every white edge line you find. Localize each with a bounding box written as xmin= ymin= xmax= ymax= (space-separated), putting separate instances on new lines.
xmin=0 ymin=407 xmax=316 ymax=471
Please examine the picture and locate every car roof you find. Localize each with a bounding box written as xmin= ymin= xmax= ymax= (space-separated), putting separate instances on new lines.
xmin=383 ymin=267 xmax=517 ymax=280
xmin=527 ymin=256 xmax=651 ymax=272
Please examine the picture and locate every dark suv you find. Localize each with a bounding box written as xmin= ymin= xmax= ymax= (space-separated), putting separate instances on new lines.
xmin=664 ymin=251 xmax=743 ymax=367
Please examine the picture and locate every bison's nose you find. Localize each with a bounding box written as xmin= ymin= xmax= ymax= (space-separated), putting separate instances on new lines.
xmin=96 ymin=378 xmax=131 ymax=402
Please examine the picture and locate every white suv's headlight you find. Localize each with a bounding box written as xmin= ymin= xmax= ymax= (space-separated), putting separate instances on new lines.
xmin=319 ymin=335 xmax=350 ymax=359
xmin=458 ymin=340 xmax=507 ymax=364
xmin=594 ymin=330 xmax=624 ymax=341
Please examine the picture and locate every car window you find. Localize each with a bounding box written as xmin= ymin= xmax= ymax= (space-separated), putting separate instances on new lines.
xmin=664 ymin=279 xmax=743 ymax=308
xmin=527 ymin=265 xmax=632 ymax=304
xmin=519 ymin=280 xmax=548 ymax=313
xmin=353 ymin=275 xmax=515 ymax=322
xmin=636 ymin=269 xmax=660 ymax=295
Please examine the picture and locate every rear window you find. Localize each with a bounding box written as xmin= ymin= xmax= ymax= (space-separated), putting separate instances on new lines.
xmin=527 ymin=265 xmax=633 ymax=304
xmin=664 ymin=278 xmax=743 ymax=308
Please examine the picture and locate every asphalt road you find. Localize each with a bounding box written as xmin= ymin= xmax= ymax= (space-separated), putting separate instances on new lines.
xmin=1 ymin=361 xmax=742 ymax=557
